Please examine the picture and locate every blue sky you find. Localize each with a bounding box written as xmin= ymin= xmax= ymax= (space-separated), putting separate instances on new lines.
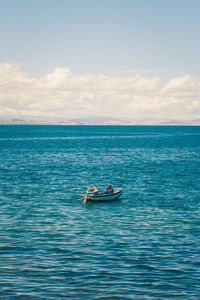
xmin=0 ymin=0 xmax=200 ymax=124
xmin=1 ymin=0 xmax=200 ymax=77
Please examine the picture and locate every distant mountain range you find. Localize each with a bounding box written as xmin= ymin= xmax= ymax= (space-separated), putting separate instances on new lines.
xmin=0 ymin=117 xmax=199 ymax=125
xmin=69 ymin=116 xmax=128 ymax=125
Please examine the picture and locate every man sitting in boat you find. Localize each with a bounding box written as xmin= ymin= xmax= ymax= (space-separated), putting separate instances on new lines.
xmin=104 ymin=184 xmax=113 ymax=194
xmin=88 ymin=184 xmax=99 ymax=195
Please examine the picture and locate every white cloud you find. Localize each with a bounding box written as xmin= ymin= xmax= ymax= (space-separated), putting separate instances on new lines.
xmin=163 ymin=74 xmax=198 ymax=91
xmin=0 ymin=63 xmax=200 ymax=124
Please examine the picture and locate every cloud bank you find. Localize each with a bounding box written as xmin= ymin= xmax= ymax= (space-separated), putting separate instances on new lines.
xmin=0 ymin=63 xmax=200 ymax=124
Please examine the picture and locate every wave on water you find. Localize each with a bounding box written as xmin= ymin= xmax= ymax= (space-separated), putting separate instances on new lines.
xmin=0 ymin=125 xmax=200 ymax=298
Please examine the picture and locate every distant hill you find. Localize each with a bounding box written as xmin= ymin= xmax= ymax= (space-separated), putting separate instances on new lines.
xmin=159 ymin=120 xmax=186 ymax=125
xmin=69 ymin=116 xmax=128 ymax=125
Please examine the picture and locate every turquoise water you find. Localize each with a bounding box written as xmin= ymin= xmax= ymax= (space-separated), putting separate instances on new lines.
xmin=0 ymin=125 xmax=199 ymax=299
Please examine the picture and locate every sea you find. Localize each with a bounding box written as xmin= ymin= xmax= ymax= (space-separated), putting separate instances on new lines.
xmin=0 ymin=125 xmax=199 ymax=299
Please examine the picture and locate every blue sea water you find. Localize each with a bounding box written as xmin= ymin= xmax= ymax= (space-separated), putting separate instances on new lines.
xmin=0 ymin=125 xmax=199 ymax=299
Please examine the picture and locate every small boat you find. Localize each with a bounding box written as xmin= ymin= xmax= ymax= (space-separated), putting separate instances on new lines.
xmin=81 ymin=188 xmax=123 ymax=202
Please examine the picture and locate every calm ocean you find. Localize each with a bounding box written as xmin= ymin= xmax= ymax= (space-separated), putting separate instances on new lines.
xmin=0 ymin=125 xmax=199 ymax=299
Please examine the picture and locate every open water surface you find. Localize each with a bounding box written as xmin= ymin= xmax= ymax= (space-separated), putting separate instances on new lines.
xmin=0 ymin=125 xmax=200 ymax=299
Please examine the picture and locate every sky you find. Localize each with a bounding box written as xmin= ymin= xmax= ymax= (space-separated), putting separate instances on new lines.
xmin=0 ymin=0 xmax=200 ymax=124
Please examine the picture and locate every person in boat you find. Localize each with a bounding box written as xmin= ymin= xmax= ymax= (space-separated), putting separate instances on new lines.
xmin=88 ymin=184 xmax=99 ymax=195
xmin=104 ymin=183 xmax=113 ymax=194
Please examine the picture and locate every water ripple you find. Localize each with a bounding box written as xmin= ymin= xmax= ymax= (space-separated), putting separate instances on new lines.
xmin=0 ymin=125 xmax=200 ymax=298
